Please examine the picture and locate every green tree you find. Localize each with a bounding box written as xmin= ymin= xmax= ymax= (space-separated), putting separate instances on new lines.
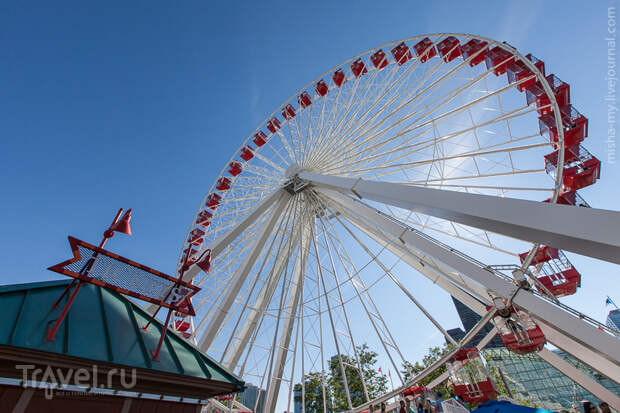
xmin=328 ymin=344 xmax=388 ymax=411
xmin=294 ymin=372 xmax=332 ymax=413
xmin=401 ymin=343 xmax=453 ymax=397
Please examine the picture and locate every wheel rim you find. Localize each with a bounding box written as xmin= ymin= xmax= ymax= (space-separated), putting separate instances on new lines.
xmin=177 ymin=34 xmax=588 ymax=412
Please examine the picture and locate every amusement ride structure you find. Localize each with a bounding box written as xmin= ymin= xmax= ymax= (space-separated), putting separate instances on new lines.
xmin=167 ymin=34 xmax=620 ymax=411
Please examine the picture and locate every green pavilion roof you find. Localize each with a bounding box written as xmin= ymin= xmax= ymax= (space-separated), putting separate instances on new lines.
xmin=0 ymin=279 xmax=244 ymax=393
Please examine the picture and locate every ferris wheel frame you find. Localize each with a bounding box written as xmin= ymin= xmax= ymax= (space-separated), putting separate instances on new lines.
xmin=174 ymin=33 xmax=620 ymax=410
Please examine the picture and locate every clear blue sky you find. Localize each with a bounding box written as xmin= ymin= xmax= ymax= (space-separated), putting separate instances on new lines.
xmin=1 ymin=0 xmax=618 ymax=362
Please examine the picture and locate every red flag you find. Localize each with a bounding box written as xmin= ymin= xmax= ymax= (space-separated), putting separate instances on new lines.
xmin=378 ymin=367 xmax=382 ymax=374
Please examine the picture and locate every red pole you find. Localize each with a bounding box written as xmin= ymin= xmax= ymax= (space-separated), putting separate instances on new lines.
xmin=147 ymin=251 xmax=193 ymax=360
xmin=151 ymin=308 xmax=173 ymax=361
xmin=46 ymin=208 xmax=125 ymax=341
xmin=52 ymin=278 xmax=77 ymax=309
xmin=45 ymin=281 xmax=83 ymax=341
xmin=99 ymin=208 xmax=124 ymax=250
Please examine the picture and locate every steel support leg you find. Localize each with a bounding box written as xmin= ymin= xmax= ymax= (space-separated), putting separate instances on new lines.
xmin=301 ymin=172 xmax=620 ymax=264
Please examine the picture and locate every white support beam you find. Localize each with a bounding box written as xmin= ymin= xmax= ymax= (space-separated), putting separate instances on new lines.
xmin=198 ymin=193 xmax=290 ymax=352
xmin=264 ymin=219 xmax=312 ymax=413
xmin=316 ymin=188 xmax=620 ymax=388
xmin=183 ymin=189 xmax=286 ymax=283
xmin=317 ymin=188 xmax=497 ymax=308
xmin=300 ymin=172 xmax=620 ymax=264
xmin=225 ymin=232 xmax=300 ymax=370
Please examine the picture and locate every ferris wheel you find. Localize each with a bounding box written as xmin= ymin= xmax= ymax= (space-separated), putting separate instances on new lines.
xmin=171 ymin=34 xmax=620 ymax=411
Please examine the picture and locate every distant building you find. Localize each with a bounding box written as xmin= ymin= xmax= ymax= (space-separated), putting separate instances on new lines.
xmin=483 ymin=347 xmax=620 ymax=410
xmin=606 ymin=308 xmax=620 ymax=332
xmin=240 ymin=384 xmax=266 ymax=413
xmin=447 ymin=294 xmax=620 ymax=410
xmin=445 ymin=296 xmax=504 ymax=348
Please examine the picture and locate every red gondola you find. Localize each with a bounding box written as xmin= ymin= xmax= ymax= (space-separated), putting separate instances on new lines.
xmin=461 ymin=39 xmax=488 ymax=67
xmin=519 ymin=246 xmax=582 ymax=297
xmin=413 ymin=37 xmax=437 ymax=63
xmin=196 ymin=210 xmax=213 ymax=227
xmin=391 ymin=42 xmax=412 ymax=65
xmin=205 ymin=193 xmax=222 ymax=210
xmin=484 ymin=46 xmax=514 ymax=76
xmin=526 ymin=74 xmax=570 ymax=115
xmin=240 ymin=146 xmax=254 ymax=161
xmin=437 ymin=36 xmax=462 ymax=63
xmin=539 ymin=105 xmax=588 ymax=147
xmin=188 ymin=228 xmax=205 ymax=246
xmin=402 ymin=386 xmax=426 ymax=398
xmin=298 ymin=92 xmax=312 ymax=108
xmin=228 ymin=161 xmax=242 ymax=177
xmin=182 ymin=247 xmax=198 ymax=264
xmin=315 ymin=79 xmax=329 ymax=96
xmin=333 ymin=69 xmax=346 ymax=87
xmin=351 ymin=58 xmax=368 ymax=78
xmin=267 ymin=117 xmax=281 ymax=133
xmin=174 ymin=311 xmax=192 ymax=338
xmin=282 ymin=104 xmax=296 ymax=120
xmin=488 ymin=305 xmax=546 ymax=355
xmin=175 ymin=320 xmax=190 ymax=332
xmin=506 ymin=54 xmax=545 ymax=92
xmin=371 ymin=49 xmax=389 ymax=69
xmin=253 ymin=131 xmax=267 ymax=147
xmin=447 ymin=348 xmax=496 ymax=403
xmin=544 ymin=145 xmax=601 ymax=192
xmin=543 ymin=190 xmax=590 ymax=207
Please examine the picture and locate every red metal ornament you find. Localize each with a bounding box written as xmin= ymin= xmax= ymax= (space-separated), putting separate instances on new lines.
xmin=48 ymin=237 xmax=199 ymax=315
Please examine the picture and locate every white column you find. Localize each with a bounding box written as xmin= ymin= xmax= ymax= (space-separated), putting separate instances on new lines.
xmin=264 ymin=218 xmax=313 ymax=413
xmin=198 ymin=193 xmax=290 ymax=352
xmin=300 ymin=172 xmax=620 ymax=264
xmin=225 ymin=232 xmax=300 ymax=370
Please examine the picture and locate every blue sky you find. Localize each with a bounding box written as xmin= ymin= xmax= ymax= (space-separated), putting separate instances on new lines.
xmin=1 ymin=0 xmax=618 ymax=369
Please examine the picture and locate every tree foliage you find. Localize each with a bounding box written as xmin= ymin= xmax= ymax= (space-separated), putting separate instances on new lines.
xmin=329 ymin=344 xmax=388 ymax=411
xmin=294 ymin=344 xmax=387 ymax=413
xmin=401 ymin=343 xmax=453 ymax=397
xmin=294 ymin=372 xmax=332 ymax=413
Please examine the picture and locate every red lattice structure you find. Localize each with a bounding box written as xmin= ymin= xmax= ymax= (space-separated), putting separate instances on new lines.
xmin=46 ymin=208 xmax=204 ymax=360
xmin=49 ymin=236 xmax=199 ymax=315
